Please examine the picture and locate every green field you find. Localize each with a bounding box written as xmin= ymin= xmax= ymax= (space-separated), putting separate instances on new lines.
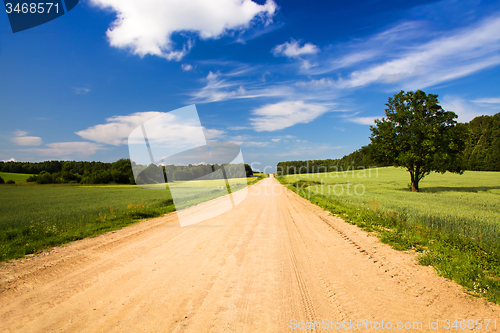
xmin=0 ymin=176 xmax=261 ymax=261
xmin=0 ymin=172 xmax=31 ymax=183
xmin=282 ymin=167 xmax=500 ymax=243
xmin=0 ymin=184 xmax=176 ymax=261
xmin=279 ymin=168 xmax=500 ymax=303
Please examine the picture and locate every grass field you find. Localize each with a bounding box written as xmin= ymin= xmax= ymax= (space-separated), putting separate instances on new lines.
xmin=282 ymin=168 xmax=500 ymax=243
xmin=0 ymin=176 xmax=262 ymax=261
xmin=279 ymin=167 xmax=500 ymax=303
xmin=0 ymin=172 xmax=31 ymax=183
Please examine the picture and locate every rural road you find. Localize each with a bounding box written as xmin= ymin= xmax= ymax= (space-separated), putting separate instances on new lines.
xmin=1 ymin=177 xmax=498 ymax=332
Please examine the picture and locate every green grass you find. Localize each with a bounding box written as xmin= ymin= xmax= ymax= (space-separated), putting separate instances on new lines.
xmin=282 ymin=168 xmax=500 ymax=243
xmin=0 ymin=176 xmax=263 ymax=262
xmin=0 ymin=172 xmax=31 ymax=183
xmin=278 ymin=168 xmax=500 ymax=304
xmin=0 ymin=184 xmax=176 ymax=261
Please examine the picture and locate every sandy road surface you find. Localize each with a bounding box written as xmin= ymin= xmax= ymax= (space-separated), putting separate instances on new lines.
xmin=1 ymin=177 xmax=499 ymax=332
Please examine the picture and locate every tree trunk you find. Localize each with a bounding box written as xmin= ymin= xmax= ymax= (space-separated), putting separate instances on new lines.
xmin=409 ymin=169 xmax=419 ymax=192
xmin=411 ymin=180 xmax=419 ymax=192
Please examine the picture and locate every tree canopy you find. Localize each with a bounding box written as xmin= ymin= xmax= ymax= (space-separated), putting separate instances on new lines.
xmin=461 ymin=113 xmax=500 ymax=171
xmin=369 ymin=90 xmax=464 ymax=192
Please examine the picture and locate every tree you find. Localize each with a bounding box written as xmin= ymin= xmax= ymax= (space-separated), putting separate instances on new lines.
xmin=244 ymin=164 xmax=253 ymax=177
xmin=369 ymin=90 xmax=464 ymax=192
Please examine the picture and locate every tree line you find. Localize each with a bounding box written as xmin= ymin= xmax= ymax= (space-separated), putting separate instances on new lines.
xmin=0 ymin=159 xmax=253 ymax=185
xmin=276 ymin=146 xmax=383 ymax=176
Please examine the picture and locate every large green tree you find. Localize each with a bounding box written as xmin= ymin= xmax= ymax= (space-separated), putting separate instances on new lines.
xmin=369 ymin=90 xmax=464 ymax=192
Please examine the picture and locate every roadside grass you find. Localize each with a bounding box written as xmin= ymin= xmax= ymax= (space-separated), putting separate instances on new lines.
xmin=278 ymin=168 xmax=500 ymax=304
xmin=0 ymin=176 xmax=263 ymax=262
xmin=0 ymin=172 xmax=31 ymax=183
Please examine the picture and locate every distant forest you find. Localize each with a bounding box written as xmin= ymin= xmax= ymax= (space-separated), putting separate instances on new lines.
xmin=0 ymin=158 xmax=253 ymax=185
xmin=277 ymin=113 xmax=500 ymax=175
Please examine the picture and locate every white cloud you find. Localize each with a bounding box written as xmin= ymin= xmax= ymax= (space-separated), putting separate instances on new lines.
xmin=441 ymin=95 xmax=498 ymax=123
xmin=272 ymin=39 xmax=319 ymax=58
xmin=76 ymin=112 xmax=163 ymax=145
xmin=271 ymin=138 xmax=281 ymax=142
xmin=74 ymin=87 xmax=91 ymax=95
xmin=191 ymin=68 xmax=292 ymax=103
xmin=243 ymin=141 xmax=269 ymax=147
xmin=310 ymin=21 xmax=426 ymax=75
xmin=472 ymin=97 xmax=500 ymax=104
xmin=181 ymin=64 xmax=193 ymax=71
xmin=76 ymin=111 xmax=225 ymax=150
xmin=11 ymin=130 xmax=42 ymax=146
xmin=296 ymin=78 xmax=334 ymax=86
xmin=203 ymin=127 xmax=225 ymax=140
xmin=338 ymin=16 xmax=500 ymax=89
xmin=30 ymin=142 xmax=105 ymax=158
xmin=207 ymin=71 xmax=219 ymax=81
xmin=301 ymin=60 xmax=317 ymax=70
xmin=347 ymin=116 xmax=380 ymax=125
xmin=3 ymin=158 xmax=16 ymax=162
xmin=228 ymin=126 xmax=250 ymax=131
xmin=250 ymin=101 xmax=329 ymax=132
xmin=89 ymin=0 xmax=277 ymax=60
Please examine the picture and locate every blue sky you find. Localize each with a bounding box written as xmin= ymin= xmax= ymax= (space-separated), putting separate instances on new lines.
xmin=1 ymin=0 xmax=499 ymax=171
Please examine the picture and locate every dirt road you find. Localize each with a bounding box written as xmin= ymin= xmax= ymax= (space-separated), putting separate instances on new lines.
xmin=1 ymin=177 xmax=498 ymax=332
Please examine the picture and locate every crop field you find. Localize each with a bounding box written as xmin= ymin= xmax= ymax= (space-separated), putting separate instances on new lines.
xmin=0 ymin=184 xmax=176 ymax=261
xmin=0 ymin=176 xmax=262 ymax=261
xmin=281 ymin=167 xmax=500 ymax=243
xmin=0 ymin=172 xmax=30 ymax=183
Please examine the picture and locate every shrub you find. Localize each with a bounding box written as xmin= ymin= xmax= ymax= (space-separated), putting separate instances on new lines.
xmin=0 ymin=176 xmax=4 ymax=184
xmin=6 ymin=180 xmax=15 ymax=184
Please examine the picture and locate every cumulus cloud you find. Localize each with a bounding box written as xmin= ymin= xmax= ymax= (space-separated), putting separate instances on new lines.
xmin=181 ymin=64 xmax=193 ymax=71
xmin=272 ymin=39 xmax=319 ymax=58
xmin=11 ymin=130 xmax=42 ymax=146
xmin=76 ymin=112 xmax=163 ymax=146
xmin=30 ymin=142 xmax=105 ymax=158
xmin=89 ymin=0 xmax=277 ymax=60
xmin=250 ymin=101 xmax=329 ymax=131
xmin=77 ymin=111 xmax=224 ymax=149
